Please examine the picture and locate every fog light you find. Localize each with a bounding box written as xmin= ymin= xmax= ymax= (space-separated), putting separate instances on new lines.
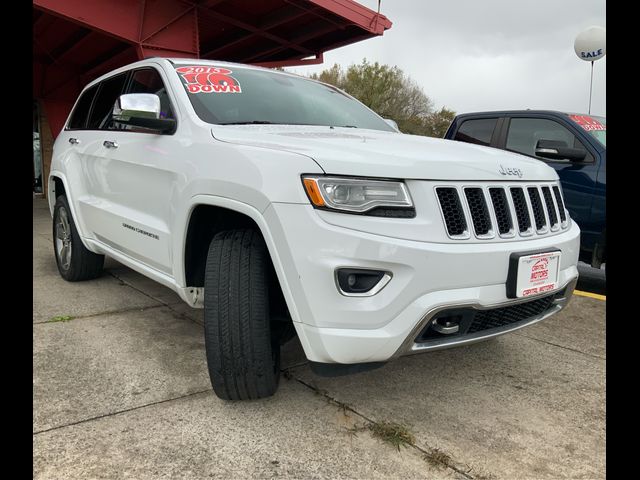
xmin=335 ymin=268 xmax=392 ymax=296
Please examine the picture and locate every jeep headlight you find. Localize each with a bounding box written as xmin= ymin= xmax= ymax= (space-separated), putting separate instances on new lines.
xmin=302 ymin=176 xmax=414 ymax=215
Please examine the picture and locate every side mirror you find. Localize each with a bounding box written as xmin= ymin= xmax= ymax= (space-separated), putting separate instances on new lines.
xmin=384 ymin=118 xmax=400 ymax=132
xmin=535 ymin=139 xmax=586 ymax=162
xmin=112 ymin=94 xmax=176 ymax=133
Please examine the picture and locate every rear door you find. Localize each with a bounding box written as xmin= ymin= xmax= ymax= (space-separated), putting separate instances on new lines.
xmin=54 ymin=83 xmax=99 ymax=236
xmin=79 ymin=66 xmax=180 ymax=276
xmin=499 ymin=115 xmax=600 ymax=248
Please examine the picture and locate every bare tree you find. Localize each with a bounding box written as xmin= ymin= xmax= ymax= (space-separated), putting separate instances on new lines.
xmin=310 ymin=59 xmax=455 ymax=137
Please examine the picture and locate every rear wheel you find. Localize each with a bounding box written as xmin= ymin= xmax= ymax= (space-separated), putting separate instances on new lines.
xmin=53 ymin=195 xmax=104 ymax=281
xmin=204 ymin=229 xmax=280 ymax=400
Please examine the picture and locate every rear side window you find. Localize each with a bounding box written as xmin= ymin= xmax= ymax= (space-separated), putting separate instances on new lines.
xmin=87 ymin=73 xmax=128 ymax=130
xmin=126 ymin=68 xmax=175 ymax=120
xmin=67 ymin=85 xmax=98 ymax=130
xmin=454 ymin=118 xmax=498 ymax=146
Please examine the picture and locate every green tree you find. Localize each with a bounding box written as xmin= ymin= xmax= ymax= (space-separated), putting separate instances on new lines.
xmin=310 ymin=59 xmax=455 ymax=138
xmin=423 ymin=107 xmax=456 ymax=138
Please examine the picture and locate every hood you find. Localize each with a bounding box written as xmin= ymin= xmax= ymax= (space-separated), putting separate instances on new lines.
xmin=210 ymin=125 xmax=557 ymax=182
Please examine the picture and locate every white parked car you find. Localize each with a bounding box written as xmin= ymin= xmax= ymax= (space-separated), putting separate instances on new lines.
xmin=49 ymin=58 xmax=580 ymax=400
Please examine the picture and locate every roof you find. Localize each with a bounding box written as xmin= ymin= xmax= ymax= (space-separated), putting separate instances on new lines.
xmin=34 ymin=0 xmax=392 ymax=102
xmin=83 ymin=56 xmax=334 ymax=91
xmin=455 ymin=110 xmax=606 ymax=119
xmin=455 ymin=110 xmax=571 ymax=117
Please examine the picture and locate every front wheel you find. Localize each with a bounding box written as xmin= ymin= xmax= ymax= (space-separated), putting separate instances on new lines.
xmin=204 ymin=229 xmax=280 ymax=400
xmin=53 ymin=195 xmax=104 ymax=281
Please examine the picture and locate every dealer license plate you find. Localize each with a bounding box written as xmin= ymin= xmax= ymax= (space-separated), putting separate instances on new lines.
xmin=515 ymin=251 xmax=561 ymax=298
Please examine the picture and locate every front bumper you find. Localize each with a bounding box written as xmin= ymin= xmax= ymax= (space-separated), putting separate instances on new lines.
xmin=264 ymin=203 xmax=580 ymax=364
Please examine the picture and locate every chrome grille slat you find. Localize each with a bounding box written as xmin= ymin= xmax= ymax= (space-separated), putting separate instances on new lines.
xmin=527 ymin=186 xmax=547 ymax=232
xmin=436 ymin=183 xmax=569 ymax=241
xmin=510 ymin=187 xmax=533 ymax=234
xmin=489 ymin=187 xmax=514 ymax=236
xmin=436 ymin=187 xmax=469 ymax=238
xmin=553 ymin=186 xmax=567 ymax=224
xmin=464 ymin=187 xmax=493 ymax=238
xmin=541 ymin=186 xmax=559 ymax=230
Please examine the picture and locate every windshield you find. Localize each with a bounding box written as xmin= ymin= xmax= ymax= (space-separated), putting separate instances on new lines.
xmin=173 ymin=65 xmax=395 ymax=132
xmin=568 ymin=114 xmax=606 ymax=147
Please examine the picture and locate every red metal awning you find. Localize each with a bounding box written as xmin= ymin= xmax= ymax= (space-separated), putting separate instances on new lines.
xmin=33 ymin=0 xmax=392 ymax=136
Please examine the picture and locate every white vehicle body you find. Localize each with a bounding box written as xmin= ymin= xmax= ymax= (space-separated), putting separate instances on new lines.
xmin=49 ymin=58 xmax=579 ymax=369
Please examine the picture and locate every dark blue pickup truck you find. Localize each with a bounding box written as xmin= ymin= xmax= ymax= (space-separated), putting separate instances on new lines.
xmin=444 ymin=110 xmax=606 ymax=269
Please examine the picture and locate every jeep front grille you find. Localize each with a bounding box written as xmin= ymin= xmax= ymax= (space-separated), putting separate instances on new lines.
xmin=435 ymin=183 xmax=569 ymax=240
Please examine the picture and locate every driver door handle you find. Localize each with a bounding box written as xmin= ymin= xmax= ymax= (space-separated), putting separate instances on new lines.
xmin=103 ymin=140 xmax=118 ymax=149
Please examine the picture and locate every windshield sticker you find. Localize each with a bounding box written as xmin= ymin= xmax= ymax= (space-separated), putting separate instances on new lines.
xmin=569 ymin=114 xmax=605 ymax=132
xmin=176 ymin=66 xmax=242 ymax=94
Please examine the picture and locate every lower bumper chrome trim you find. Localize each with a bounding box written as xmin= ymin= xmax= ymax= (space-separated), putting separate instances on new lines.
xmin=393 ymin=276 xmax=578 ymax=358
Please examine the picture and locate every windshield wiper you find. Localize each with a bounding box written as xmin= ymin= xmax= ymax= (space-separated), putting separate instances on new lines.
xmin=337 ymin=125 xmax=358 ymax=128
xmin=218 ymin=121 xmax=276 ymax=125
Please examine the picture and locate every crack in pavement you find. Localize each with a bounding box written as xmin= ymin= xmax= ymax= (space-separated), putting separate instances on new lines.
xmin=106 ymin=271 xmax=203 ymax=327
xmin=34 ymin=232 xmax=52 ymax=241
xmin=33 ymin=389 xmax=213 ymax=436
xmin=288 ymin=374 xmax=481 ymax=480
xmin=33 ymin=304 xmax=166 ymax=325
xmin=512 ymin=331 xmax=605 ymax=360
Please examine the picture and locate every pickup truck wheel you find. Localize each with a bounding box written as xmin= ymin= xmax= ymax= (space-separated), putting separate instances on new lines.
xmin=204 ymin=229 xmax=280 ymax=400
xmin=53 ymin=195 xmax=104 ymax=281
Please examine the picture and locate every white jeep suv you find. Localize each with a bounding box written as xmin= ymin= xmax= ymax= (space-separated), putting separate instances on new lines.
xmin=49 ymin=58 xmax=580 ymax=400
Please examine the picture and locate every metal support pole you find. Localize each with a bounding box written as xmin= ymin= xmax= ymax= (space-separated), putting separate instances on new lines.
xmin=588 ymin=60 xmax=594 ymax=115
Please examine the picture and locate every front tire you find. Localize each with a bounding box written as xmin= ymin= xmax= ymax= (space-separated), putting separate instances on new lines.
xmin=204 ymin=229 xmax=280 ymax=400
xmin=53 ymin=195 xmax=104 ymax=281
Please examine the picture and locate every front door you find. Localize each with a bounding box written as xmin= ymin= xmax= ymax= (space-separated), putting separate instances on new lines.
xmin=79 ymin=67 xmax=179 ymax=276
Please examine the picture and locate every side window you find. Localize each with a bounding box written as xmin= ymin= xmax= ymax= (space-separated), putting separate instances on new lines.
xmin=506 ymin=118 xmax=587 ymax=160
xmin=87 ymin=73 xmax=128 ymax=130
xmin=454 ymin=118 xmax=498 ymax=146
xmin=126 ymin=68 xmax=175 ymax=121
xmin=67 ymin=85 xmax=98 ymax=130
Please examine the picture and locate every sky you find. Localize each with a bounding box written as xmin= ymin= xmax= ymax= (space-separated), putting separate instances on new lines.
xmin=287 ymin=0 xmax=606 ymax=116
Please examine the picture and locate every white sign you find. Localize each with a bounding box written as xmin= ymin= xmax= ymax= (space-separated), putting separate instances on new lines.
xmin=515 ymin=251 xmax=561 ymax=298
